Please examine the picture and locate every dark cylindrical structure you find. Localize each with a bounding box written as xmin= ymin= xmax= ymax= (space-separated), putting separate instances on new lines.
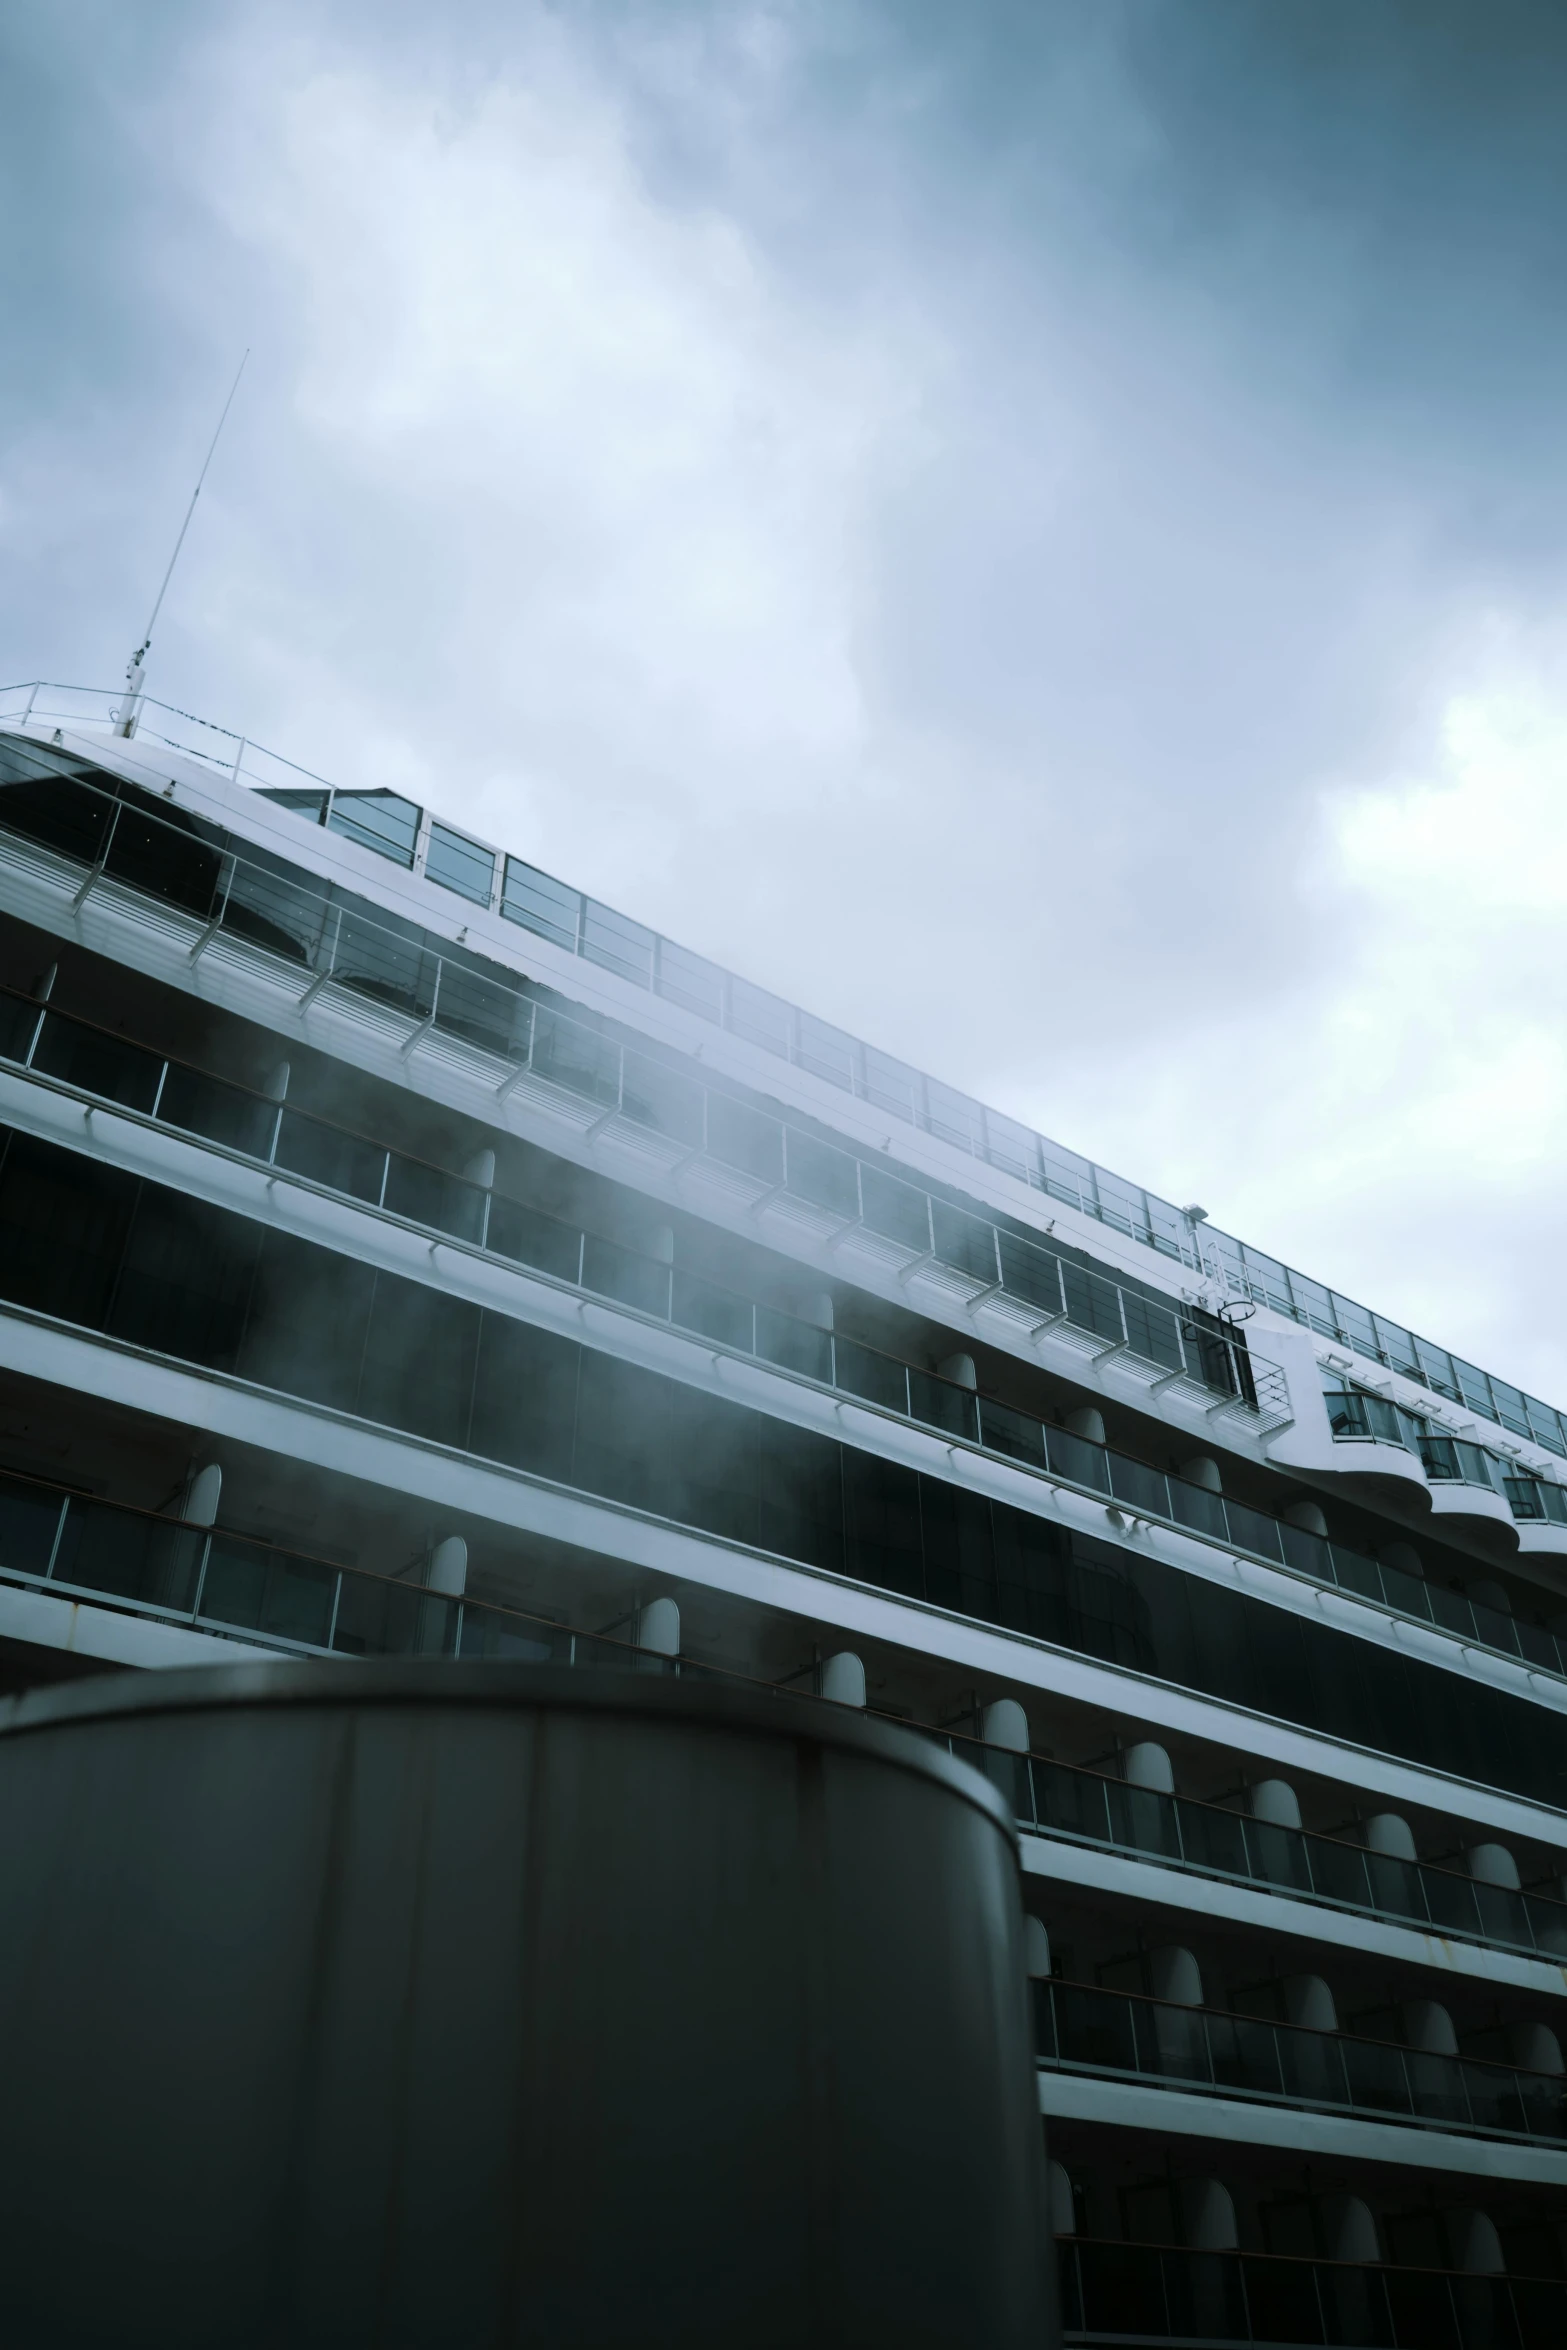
xmin=0 ymin=1664 xmax=1053 ymax=2349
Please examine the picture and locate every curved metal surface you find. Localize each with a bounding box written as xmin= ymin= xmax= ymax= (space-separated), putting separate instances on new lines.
xmin=0 ymin=1662 xmax=1051 ymax=2349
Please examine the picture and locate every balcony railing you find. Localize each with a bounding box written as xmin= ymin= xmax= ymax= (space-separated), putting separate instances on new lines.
xmin=1325 ymin=1389 xmax=1515 ymax=1497
xmin=0 ymin=720 xmax=1287 ymax=1429
xmin=1058 ymin=2238 xmax=1566 ymax=2348
xmin=966 ymin=1745 xmax=1567 ymax=1966
xmin=6 ymin=986 xmax=1566 ymax=1693
xmin=1036 ymin=1979 xmax=1567 ymax=2147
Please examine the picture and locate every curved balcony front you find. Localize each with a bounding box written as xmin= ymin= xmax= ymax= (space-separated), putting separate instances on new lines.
xmin=1426 ymin=1477 xmax=1521 ymax=1557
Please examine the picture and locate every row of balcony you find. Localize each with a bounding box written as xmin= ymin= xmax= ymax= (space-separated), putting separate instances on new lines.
xmin=2 ymin=1462 xmax=1562 ymax=1969
xmin=6 ymin=990 xmax=1567 ymax=1698
xmin=0 ymin=740 xmax=1285 ymax=1425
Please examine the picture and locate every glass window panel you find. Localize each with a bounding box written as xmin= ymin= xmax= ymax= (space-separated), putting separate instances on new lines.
xmin=30 ymin=1013 xmax=162 ymax=1114
xmin=982 ymin=1110 xmax=1038 ymax=1184
xmin=1108 ymin=1454 xmax=1169 ymax=1517
xmin=1145 ymin=1198 xmax=1189 ymax=1262
xmin=859 ymin=1166 xmax=929 ymax=1251
xmin=1488 ymin=1377 xmax=1533 ymax=1439
xmin=931 ymin=1199 xmax=997 ymax=1282
xmin=1239 ymin=1247 xmax=1293 ymax=1314
xmin=1449 ymin=1357 xmax=1495 ymax=1417
xmin=861 ymin=1047 xmax=919 ymax=1123
xmin=220 ymin=853 xmax=328 ymax=967
xmin=240 ymin=1233 xmax=378 ymax=1417
xmin=1372 ymin=1316 xmax=1421 ymax=1379
xmin=784 ymin=1131 xmax=860 ymax=1219
xmin=0 ymin=1472 xmax=64 ymax=1575
xmin=274 ymin=1109 xmax=387 ymax=1205
xmin=424 ymin=820 xmax=496 ymax=907
xmin=104 ymin=794 xmax=225 ymax=916
xmin=1038 ymin=1142 xmax=1095 ymax=1213
xmin=1411 ymin=1336 xmax=1459 ymax=1401
xmin=619 ymin=1051 xmax=704 ymax=1148
xmin=795 ymin=1011 xmax=856 ymax=1091
xmin=581 ymin=1233 xmax=671 ymax=1319
xmin=672 ymin=1271 xmax=752 ymax=1352
xmin=0 ymin=990 xmax=39 ymax=1062
xmin=327 ymin=789 xmax=421 ymax=867
xmin=1332 ymin=1296 xmax=1380 ymax=1358
xmin=727 ymin=977 xmax=791 ymax=1058
xmin=1526 ymin=1398 xmax=1567 ymax=1456
xmin=531 ymin=1008 xmax=620 ymax=1107
xmin=258 ymin=787 xmax=328 ymax=824
xmin=835 ymin=1338 xmax=909 ymax=1414
xmin=1288 ymin=1274 xmax=1338 ymax=1337
xmin=382 ymin=1154 xmax=487 ymax=1245
xmin=1095 ymin=1174 xmax=1149 ymax=1242
xmin=357 ymin=1271 xmax=481 ymax=1449
xmin=978 ymin=1397 xmax=1046 ymax=1467
xmin=997 ymin=1231 xmax=1064 ymax=1316
xmin=755 ymin=1307 xmax=832 ymax=1384
xmin=656 ymin=939 xmax=725 ymax=1023
xmin=332 ymin=910 xmax=438 ymax=1019
xmin=486 ymin=1197 xmax=582 ymax=1283
xmin=431 ymin=962 xmax=529 ymax=1059
xmin=908 ymin=1368 xmax=978 ymax=1443
xmin=501 ymin=858 xmax=579 ymax=952
xmin=581 ymin=899 xmax=654 ymax=989
xmin=924 ymin=1080 xmax=984 ymax=1154
xmin=157 ymin=1063 xmax=279 ymax=1158
xmin=705 ymin=1092 xmax=783 ymax=1185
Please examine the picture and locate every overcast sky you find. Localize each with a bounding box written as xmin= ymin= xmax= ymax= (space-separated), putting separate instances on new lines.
xmin=5 ymin=2 xmax=1567 ymax=1407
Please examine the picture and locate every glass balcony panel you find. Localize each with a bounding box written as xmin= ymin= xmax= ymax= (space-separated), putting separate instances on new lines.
xmin=1473 ymin=1881 xmax=1531 ymax=1947
xmin=982 ymin=1110 xmax=1037 ymax=1183
xmin=1420 ymin=1868 xmax=1484 ymax=1939
xmin=1489 ymin=1378 xmax=1535 ymax=1440
xmin=1224 ymin=1500 xmax=1285 ymax=1563
xmin=705 ymin=1093 xmax=783 ymax=1185
xmin=581 ymin=899 xmax=655 ymax=989
xmin=1455 ymin=1441 xmax=1497 ymax=1488
xmin=1340 ymin=2037 xmax=1413 ymax=2118
xmin=1031 ymin=1757 xmax=1112 ymax=1844
xmin=907 ymin=1368 xmax=977 ymax=1443
xmin=327 ymin=789 xmax=421 ymax=867
xmin=1378 ymin=1560 xmax=1433 ymax=1621
xmin=619 ymin=1051 xmax=705 ymax=1148
xmin=423 ymin=821 xmax=495 ymax=907
xmin=860 ymin=1047 xmax=919 ymax=1123
xmin=1324 ymin=1388 xmax=1369 ymax=1438
xmin=274 ymin=1109 xmax=387 ymax=1206
xmin=859 ymin=1165 xmax=929 ymax=1251
xmin=996 ymin=1231 xmax=1064 ymax=1316
xmin=1307 ymin=1836 xmax=1377 ymax=1912
xmin=1169 ymin=1478 xmax=1227 ymax=1539
xmin=1420 ymin=1435 xmax=1461 ymax=1481
xmin=1095 ymin=1173 xmax=1151 ymax=1243
xmin=1506 ymin=1476 xmax=1546 ymax=1519
xmin=930 ymin=1199 xmax=996 ymax=1282
xmin=1108 ymin=1453 xmax=1169 ymax=1518
xmin=1427 ymin=1585 xmax=1476 ymax=1639
xmin=794 ymin=1011 xmax=856 ymax=1090
xmin=581 ymin=1234 xmax=670 ymax=1319
xmin=1544 ymin=1484 xmax=1567 ymax=1524
xmin=726 ymin=977 xmax=791 ymax=1058
xmin=1038 ymin=1144 xmax=1096 ymax=1213
xmin=500 ymin=858 xmax=579 ymax=951
xmin=382 ymin=1155 xmax=487 ymax=1244
xmin=1053 ymin=1984 xmax=1140 ymax=2075
xmin=834 ymin=1338 xmax=908 ymax=1415
xmin=0 ymin=1474 xmax=63 ymax=1575
xmin=784 ymin=1131 xmax=860 ymax=1218
xmin=754 ymin=1307 xmax=831 ymax=1384
xmin=1325 ymin=1543 xmax=1382 ymax=1602
xmin=0 ymin=745 xmax=118 ymax=863
xmin=1211 ymin=2011 xmax=1286 ymax=2099
xmin=1238 ymin=1247 xmax=1293 ymax=1315
xmin=1470 ymin=1599 xmax=1520 ymax=1658
xmin=1515 ymin=1621 xmax=1560 ymax=1673
xmin=485 ymin=1197 xmax=581 ymax=1283
xmin=457 ymin=1603 xmax=568 ymax=1662
xmin=200 ymin=1537 xmax=336 ymax=1648
xmin=157 ymin=1063 xmax=279 ymax=1158
xmin=1059 ymin=1262 xmax=1124 ymax=1344
xmin=654 ymin=939 xmax=725 ymax=1023
xmin=219 ymin=857 xmax=325 ymax=966
xmin=1526 ymin=1397 xmax=1567 ymax=1457
xmin=923 ymin=1079 xmax=984 ymax=1154
xmin=1044 ymin=1426 xmax=1112 ymax=1494
xmin=671 ymin=1271 xmax=752 ymax=1352
xmin=1373 ymin=1316 xmax=1423 ymax=1380
xmin=430 ymin=963 xmax=528 ymax=1058
xmin=31 ymin=1012 xmax=162 ymax=1114
xmin=1242 ymin=1818 xmax=1314 ymax=1895
xmin=0 ymin=992 xmax=40 ymax=1069
xmin=1105 ymin=1781 xmax=1182 ymax=1861
xmin=1120 ymin=1291 xmax=1185 ymax=1373
xmin=51 ymin=1500 xmax=204 ymax=1613
xmin=103 ymin=795 xmax=225 ymax=915
xmin=332 ymin=911 xmax=438 ymax=1018
xmin=1415 ymin=1336 xmax=1463 ymax=1401
xmin=330 ymin=1572 xmax=455 ymax=1658
xmin=977 ymin=1397 xmax=1046 ymax=1468
xmin=530 ymin=1008 xmax=620 ymax=1107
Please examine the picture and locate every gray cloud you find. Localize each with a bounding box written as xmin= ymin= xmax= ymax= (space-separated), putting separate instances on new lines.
xmin=4 ymin=0 xmax=1567 ymax=1400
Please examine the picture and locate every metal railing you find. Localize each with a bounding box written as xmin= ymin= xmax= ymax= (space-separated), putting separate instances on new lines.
xmin=7 ymin=681 xmax=1564 ymax=1471
xmin=0 ymin=726 xmax=1287 ymax=1428
xmin=1036 ymin=1979 xmax=1567 ymax=2146
xmin=1058 ymin=2237 xmax=1565 ymax=2347
xmin=5 ymin=988 xmax=1566 ymax=1693
xmin=966 ymin=1745 xmax=1567 ymax=1965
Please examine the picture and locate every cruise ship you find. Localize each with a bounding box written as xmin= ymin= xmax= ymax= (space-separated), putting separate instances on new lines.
xmin=0 ymin=678 xmax=1563 ymax=2348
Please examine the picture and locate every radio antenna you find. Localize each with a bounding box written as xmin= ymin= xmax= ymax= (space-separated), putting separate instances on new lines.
xmin=115 ymin=348 xmax=249 ymax=738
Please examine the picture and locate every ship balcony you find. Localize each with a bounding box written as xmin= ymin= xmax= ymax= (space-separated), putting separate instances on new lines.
xmin=1034 ymin=1978 xmax=1567 ymax=2161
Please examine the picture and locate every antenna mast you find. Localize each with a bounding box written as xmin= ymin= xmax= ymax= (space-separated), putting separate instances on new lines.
xmin=115 ymin=349 xmax=249 ymax=739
